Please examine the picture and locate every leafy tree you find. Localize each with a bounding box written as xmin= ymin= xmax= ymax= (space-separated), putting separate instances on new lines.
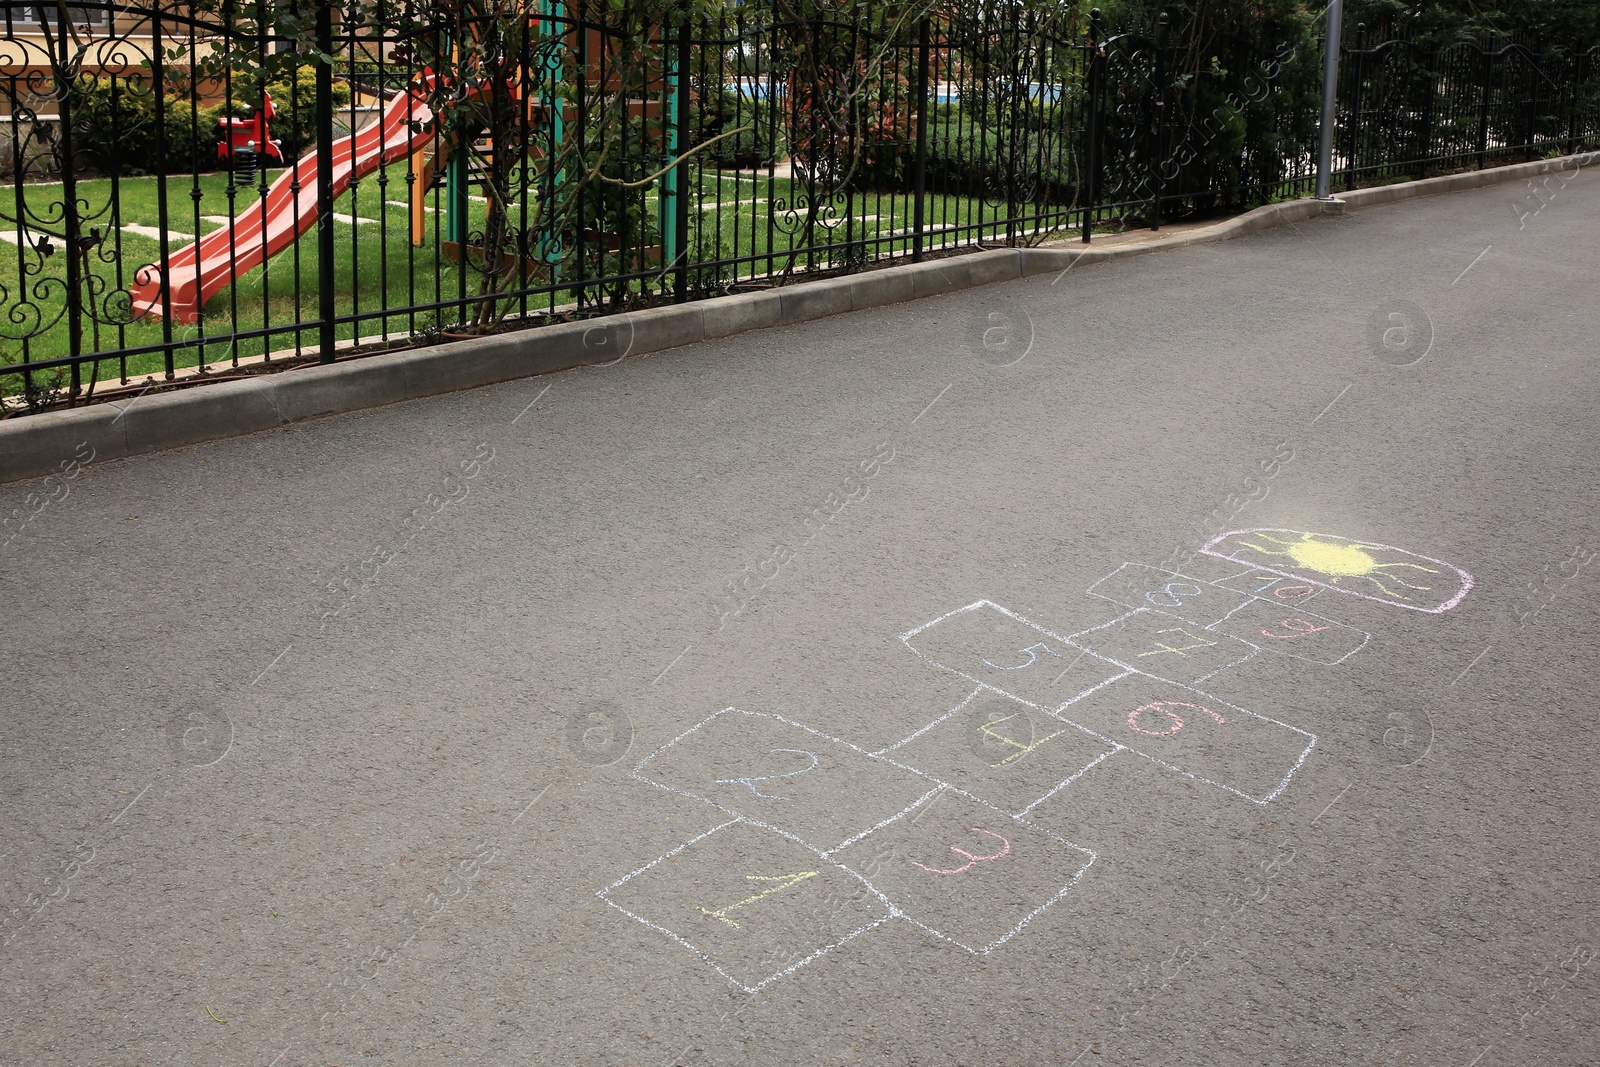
xmin=1344 ymin=0 xmax=1600 ymax=45
xmin=1091 ymin=0 xmax=1321 ymax=215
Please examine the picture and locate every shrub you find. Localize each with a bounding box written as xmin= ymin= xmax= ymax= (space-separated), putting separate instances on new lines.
xmin=922 ymin=116 xmax=1076 ymax=200
xmin=262 ymin=67 xmax=353 ymax=160
xmin=712 ymin=98 xmax=784 ymax=168
xmin=68 ymin=67 xmax=350 ymax=176
xmin=1091 ymin=0 xmax=1322 ymax=214
xmin=72 ymin=75 xmax=158 ymax=173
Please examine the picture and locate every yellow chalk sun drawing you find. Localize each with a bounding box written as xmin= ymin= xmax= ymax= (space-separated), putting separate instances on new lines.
xmin=1238 ymin=532 xmax=1441 ymax=602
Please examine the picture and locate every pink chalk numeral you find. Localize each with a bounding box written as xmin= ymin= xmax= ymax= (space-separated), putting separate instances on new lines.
xmin=1259 ymin=617 xmax=1330 ymax=639
xmin=1127 ymin=700 xmax=1225 ymax=737
xmin=909 ymin=828 xmax=1012 ymax=875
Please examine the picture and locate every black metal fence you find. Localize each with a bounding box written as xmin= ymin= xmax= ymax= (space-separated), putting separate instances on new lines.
xmin=1336 ymin=30 xmax=1600 ymax=187
xmin=0 ymin=1 xmax=1595 ymax=414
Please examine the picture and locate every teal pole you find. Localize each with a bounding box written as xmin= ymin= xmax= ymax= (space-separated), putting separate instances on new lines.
xmin=447 ymin=153 xmax=467 ymax=245
xmin=540 ymin=0 xmax=565 ymax=264
xmin=445 ymin=26 xmax=467 ymax=248
xmin=661 ymin=23 xmax=683 ymax=276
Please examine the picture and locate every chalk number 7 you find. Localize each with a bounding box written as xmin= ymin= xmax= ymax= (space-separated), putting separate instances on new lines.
xmin=981 ymin=642 xmax=1061 ymax=671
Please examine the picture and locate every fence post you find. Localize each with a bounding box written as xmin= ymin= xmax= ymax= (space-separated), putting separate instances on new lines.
xmin=1003 ymin=14 xmax=1022 ymax=245
xmin=1345 ymin=23 xmax=1364 ymax=192
xmin=673 ymin=19 xmax=691 ymax=302
xmin=150 ymin=3 xmax=175 ymax=376
xmin=316 ymin=0 xmax=336 ymax=362
xmin=1081 ymin=7 xmax=1101 ymax=244
xmin=1415 ymin=40 xmax=1434 ymax=180
xmin=1526 ymin=45 xmax=1539 ymax=158
xmin=55 ymin=7 xmax=83 ymax=397
xmin=912 ymin=16 xmax=929 ymax=263
xmin=1476 ymin=40 xmax=1493 ymax=170
xmin=1566 ymin=50 xmax=1582 ymax=155
xmin=1150 ymin=12 xmax=1168 ymax=228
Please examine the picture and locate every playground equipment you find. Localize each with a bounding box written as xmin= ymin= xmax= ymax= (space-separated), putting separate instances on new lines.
xmin=130 ymin=81 xmax=442 ymax=323
xmin=131 ymin=9 xmax=687 ymax=323
xmin=409 ymin=12 xmax=674 ymax=271
xmin=216 ymin=93 xmax=284 ymax=188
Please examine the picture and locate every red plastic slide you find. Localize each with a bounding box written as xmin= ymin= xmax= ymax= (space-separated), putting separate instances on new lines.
xmin=131 ymin=85 xmax=437 ymax=324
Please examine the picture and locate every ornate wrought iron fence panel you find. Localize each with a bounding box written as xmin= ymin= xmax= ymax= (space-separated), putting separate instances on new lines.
xmin=0 ymin=3 xmax=1595 ymax=415
xmin=1339 ymin=32 xmax=1596 ymax=191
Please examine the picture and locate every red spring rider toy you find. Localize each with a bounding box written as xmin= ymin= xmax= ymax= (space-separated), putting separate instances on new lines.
xmin=217 ymin=94 xmax=285 ymax=189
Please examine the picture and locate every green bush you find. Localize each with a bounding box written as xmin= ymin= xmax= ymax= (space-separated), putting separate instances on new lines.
xmin=69 ymin=68 xmax=350 ymax=176
xmin=72 ymin=75 xmax=252 ymax=174
xmin=1092 ymin=0 xmax=1322 ymax=214
xmin=72 ymin=75 xmax=159 ymax=173
xmin=172 ymin=99 xmax=254 ymax=170
xmin=263 ymin=67 xmax=353 ymax=160
xmin=711 ymin=98 xmax=784 ymax=168
xmin=922 ymin=116 xmax=1075 ymax=200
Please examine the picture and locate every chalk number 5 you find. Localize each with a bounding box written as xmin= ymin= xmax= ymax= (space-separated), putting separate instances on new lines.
xmin=981 ymin=642 xmax=1061 ymax=671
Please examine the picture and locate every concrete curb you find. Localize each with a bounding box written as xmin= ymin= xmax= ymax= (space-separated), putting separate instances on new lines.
xmin=1016 ymin=149 xmax=1599 ymax=280
xmin=4 ymin=150 xmax=1594 ymax=483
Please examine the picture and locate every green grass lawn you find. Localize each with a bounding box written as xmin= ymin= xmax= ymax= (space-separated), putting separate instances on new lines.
xmin=1 ymin=165 xmax=1076 ymax=397
xmin=0 ymin=169 xmax=488 ymax=393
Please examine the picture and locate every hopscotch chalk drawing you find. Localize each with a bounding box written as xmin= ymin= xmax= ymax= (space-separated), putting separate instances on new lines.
xmin=829 ymin=788 xmax=1095 ymax=954
xmin=901 ymin=601 xmax=1317 ymax=803
xmin=899 ymin=600 xmax=1128 ymax=708
xmin=1087 ymin=562 xmax=1371 ymax=665
xmin=715 ymin=748 xmax=820 ymax=800
xmin=699 ymin=870 xmax=820 ymax=927
xmin=1089 ymin=563 xmax=1257 ymax=626
xmin=1066 ymin=608 xmax=1260 ymax=684
xmin=979 ymin=714 xmax=1069 ymax=768
xmin=1207 ymin=599 xmax=1369 ymax=665
xmin=605 ymin=712 xmax=1096 ymax=987
xmin=1200 ymin=529 xmax=1474 ymax=613
xmin=629 ymin=709 xmax=942 ymax=853
xmin=1052 ymin=674 xmax=1316 ymax=802
xmin=600 ymin=528 xmax=1471 ymax=991
xmin=909 ymin=828 xmax=1011 ymax=874
xmin=1210 ymin=568 xmax=1321 ymax=604
xmin=877 ymin=688 xmax=1120 ymax=817
xmin=598 ymin=819 xmax=893 ymax=993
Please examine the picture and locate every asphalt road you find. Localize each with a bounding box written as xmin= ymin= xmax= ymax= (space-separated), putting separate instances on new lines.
xmin=3 ymin=168 xmax=1598 ymax=1067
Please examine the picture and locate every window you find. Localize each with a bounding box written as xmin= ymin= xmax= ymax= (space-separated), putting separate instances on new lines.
xmin=11 ymin=3 xmax=112 ymax=30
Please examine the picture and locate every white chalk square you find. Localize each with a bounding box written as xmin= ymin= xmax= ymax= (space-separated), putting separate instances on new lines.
xmin=901 ymin=600 xmax=1126 ymax=710
xmin=830 ymin=789 xmax=1095 ymax=954
xmin=599 ymin=820 xmax=891 ymax=992
xmin=878 ymin=690 xmax=1119 ymax=816
xmin=632 ymin=709 xmax=940 ymax=853
xmin=1088 ymin=563 xmax=1255 ymax=627
xmin=1067 ymin=608 xmax=1258 ymax=685
xmin=1207 ymin=599 xmax=1369 ymax=665
xmin=1053 ymin=675 xmax=1316 ymax=803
